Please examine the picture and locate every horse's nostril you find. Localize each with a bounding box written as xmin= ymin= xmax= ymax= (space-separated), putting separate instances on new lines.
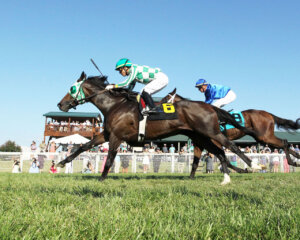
xmin=57 ymin=103 xmax=61 ymax=107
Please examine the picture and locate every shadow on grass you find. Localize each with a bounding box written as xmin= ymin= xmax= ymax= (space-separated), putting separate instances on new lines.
xmin=54 ymin=173 xmax=210 ymax=181
xmin=71 ymin=187 xmax=124 ymax=198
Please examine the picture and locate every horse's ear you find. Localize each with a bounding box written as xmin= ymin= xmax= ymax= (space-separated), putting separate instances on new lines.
xmin=77 ymin=71 xmax=87 ymax=82
xmin=171 ymin=88 xmax=177 ymax=95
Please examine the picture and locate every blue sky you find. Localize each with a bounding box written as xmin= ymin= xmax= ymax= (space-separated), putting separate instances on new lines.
xmin=1 ymin=0 xmax=299 ymax=146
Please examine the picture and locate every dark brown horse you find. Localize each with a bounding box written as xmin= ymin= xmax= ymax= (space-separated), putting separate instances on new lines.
xmin=161 ymin=88 xmax=300 ymax=178
xmin=57 ymin=72 xmax=261 ymax=184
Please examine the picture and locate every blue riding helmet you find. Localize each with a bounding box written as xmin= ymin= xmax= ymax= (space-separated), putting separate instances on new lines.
xmin=195 ymin=79 xmax=208 ymax=87
xmin=115 ymin=58 xmax=132 ymax=70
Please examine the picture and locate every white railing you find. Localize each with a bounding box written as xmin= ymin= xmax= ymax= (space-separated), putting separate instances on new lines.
xmin=0 ymin=152 xmax=299 ymax=174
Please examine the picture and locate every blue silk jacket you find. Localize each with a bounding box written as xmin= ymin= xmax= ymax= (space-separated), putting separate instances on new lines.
xmin=204 ymin=84 xmax=231 ymax=104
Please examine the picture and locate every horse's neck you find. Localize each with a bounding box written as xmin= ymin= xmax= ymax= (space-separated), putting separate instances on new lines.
xmin=92 ymin=91 xmax=128 ymax=116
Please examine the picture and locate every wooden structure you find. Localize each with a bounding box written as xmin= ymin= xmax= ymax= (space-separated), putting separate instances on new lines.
xmin=43 ymin=112 xmax=102 ymax=141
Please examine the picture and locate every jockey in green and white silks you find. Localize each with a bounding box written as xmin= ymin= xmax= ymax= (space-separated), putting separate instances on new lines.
xmin=106 ymin=58 xmax=169 ymax=114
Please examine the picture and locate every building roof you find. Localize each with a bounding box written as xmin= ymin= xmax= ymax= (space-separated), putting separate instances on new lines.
xmin=234 ymin=131 xmax=300 ymax=144
xmin=43 ymin=112 xmax=102 ymax=122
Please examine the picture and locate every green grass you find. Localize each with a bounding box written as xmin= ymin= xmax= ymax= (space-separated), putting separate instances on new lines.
xmin=0 ymin=173 xmax=300 ymax=239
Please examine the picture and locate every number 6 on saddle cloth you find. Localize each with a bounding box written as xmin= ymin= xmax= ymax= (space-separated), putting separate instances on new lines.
xmin=136 ymin=94 xmax=177 ymax=121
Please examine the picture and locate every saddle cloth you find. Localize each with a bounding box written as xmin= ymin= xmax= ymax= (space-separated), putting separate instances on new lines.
xmin=220 ymin=111 xmax=245 ymax=132
xmin=137 ymin=95 xmax=178 ymax=121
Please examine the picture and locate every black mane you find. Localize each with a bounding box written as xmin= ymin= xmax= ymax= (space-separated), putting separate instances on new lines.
xmin=86 ymin=75 xmax=138 ymax=101
xmin=109 ymin=87 xmax=138 ymax=101
xmin=85 ymin=75 xmax=109 ymax=90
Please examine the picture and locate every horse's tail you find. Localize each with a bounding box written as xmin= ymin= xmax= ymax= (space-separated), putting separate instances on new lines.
xmin=212 ymin=106 xmax=256 ymax=136
xmin=271 ymin=114 xmax=300 ymax=131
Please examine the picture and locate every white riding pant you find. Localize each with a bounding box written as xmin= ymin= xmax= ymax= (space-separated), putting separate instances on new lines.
xmin=142 ymin=72 xmax=169 ymax=95
xmin=212 ymin=90 xmax=236 ymax=108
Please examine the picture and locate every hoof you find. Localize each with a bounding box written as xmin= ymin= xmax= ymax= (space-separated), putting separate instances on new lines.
xmin=221 ymin=180 xmax=230 ymax=186
xmin=56 ymin=162 xmax=66 ymax=168
xmin=221 ymin=173 xmax=231 ymax=185
xmin=251 ymin=163 xmax=262 ymax=170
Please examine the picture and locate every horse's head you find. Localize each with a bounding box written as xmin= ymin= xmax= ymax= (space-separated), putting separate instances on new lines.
xmin=57 ymin=71 xmax=109 ymax=112
xmin=160 ymin=88 xmax=177 ymax=104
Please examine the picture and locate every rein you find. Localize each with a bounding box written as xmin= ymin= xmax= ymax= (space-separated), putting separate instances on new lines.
xmin=70 ymin=88 xmax=108 ymax=109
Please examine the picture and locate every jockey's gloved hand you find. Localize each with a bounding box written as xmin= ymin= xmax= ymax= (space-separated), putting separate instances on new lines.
xmin=105 ymin=84 xmax=115 ymax=90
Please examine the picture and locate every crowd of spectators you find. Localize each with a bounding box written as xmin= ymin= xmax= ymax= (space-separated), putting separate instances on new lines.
xmin=46 ymin=120 xmax=100 ymax=133
xmin=12 ymin=139 xmax=299 ymax=174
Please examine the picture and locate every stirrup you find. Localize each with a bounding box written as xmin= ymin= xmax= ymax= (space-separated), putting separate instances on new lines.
xmin=143 ymin=106 xmax=161 ymax=115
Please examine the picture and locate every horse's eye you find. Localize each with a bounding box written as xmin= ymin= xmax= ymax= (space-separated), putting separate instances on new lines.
xmin=70 ymin=86 xmax=76 ymax=94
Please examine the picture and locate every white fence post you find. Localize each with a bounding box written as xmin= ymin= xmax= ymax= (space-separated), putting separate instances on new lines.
xmin=171 ymin=154 xmax=175 ymax=173
xmin=132 ymin=153 xmax=136 ymax=173
xmin=95 ymin=154 xmax=100 ymax=173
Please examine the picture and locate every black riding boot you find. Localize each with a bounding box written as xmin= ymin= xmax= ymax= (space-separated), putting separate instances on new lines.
xmin=141 ymin=91 xmax=157 ymax=114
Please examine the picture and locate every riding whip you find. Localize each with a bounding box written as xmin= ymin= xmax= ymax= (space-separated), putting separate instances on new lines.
xmin=90 ymin=58 xmax=104 ymax=76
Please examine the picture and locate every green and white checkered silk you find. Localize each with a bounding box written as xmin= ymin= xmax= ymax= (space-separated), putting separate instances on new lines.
xmin=116 ymin=64 xmax=161 ymax=88
xmin=69 ymin=80 xmax=86 ymax=103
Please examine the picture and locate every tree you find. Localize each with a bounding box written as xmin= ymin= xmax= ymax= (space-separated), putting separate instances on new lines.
xmin=0 ymin=141 xmax=22 ymax=152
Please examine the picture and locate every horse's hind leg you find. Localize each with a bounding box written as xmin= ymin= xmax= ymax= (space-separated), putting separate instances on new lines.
xmin=57 ymin=133 xmax=106 ymax=168
xmin=259 ymin=135 xmax=300 ymax=166
xmin=190 ymin=146 xmax=203 ymax=179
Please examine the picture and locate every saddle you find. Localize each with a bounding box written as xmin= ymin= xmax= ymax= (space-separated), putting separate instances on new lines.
xmin=220 ymin=111 xmax=245 ymax=133
xmin=137 ymin=95 xmax=178 ymax=121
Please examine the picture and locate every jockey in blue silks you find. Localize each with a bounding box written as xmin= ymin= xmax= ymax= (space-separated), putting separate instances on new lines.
xmin=195 ymin=79 xmax=236 ymax=108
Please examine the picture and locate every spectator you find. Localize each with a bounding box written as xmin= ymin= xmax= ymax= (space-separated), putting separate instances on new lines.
xmin=177 ymin=148 xmax=186 ymax=173
xmin=49 ymin=141 xmax=57 ymax=159
xmin=230 ymin=155 xmax=238 ymax=168
xmin=259 ymin=150 xmax=268 ymax=173
xmin=67 ymin=141 xmax=73 ymax=154
xmin=153 ymin=147 xmax=162 ymax=173
xmin=143 ymin=149 xmax=150 ymax=173
xmin=49 ymin=160 xmax=57 ymax=173
xmin=272 ymin=149 xmax=280 ymax=173
xmin=83 ymin=161 xmax=94 ymax=173
xmin=203 ymin=153 xmax=214 ymax=173
xmin=245 ymin=146 xmax=252 ymax=153
xmin=12 ymin=159 xmax=21 ymax=173
xmin=169 ymin=144 xmax=175 ymax=153
xmin=39 ymin=141 xmax=46 ymax=152
xmin=37 ymin=153 xmax=46 ymax=172
xmin=162 ymin=144 xmax=168 ymax=153
xmin=148 ymin=146 xmax=155 ymax=153
xmin=121 ymin=153 xmax=130 ymax=173
xmin=65 ymin=161 xmax=73 ymax=174
xmin=29 ymin=158 xmax=40 ymax=173
xmin=182 ymin=143 xmax=188 ymax=153
xmin=189 ymin=143 xmax=194 ymax=153
xmin=31 ymin=141 xmax=37 ymax=152
xmin=264 ymin=144 xmax=271 ymax=153
xmin=283 ymin=157 xmax=290 ymax=173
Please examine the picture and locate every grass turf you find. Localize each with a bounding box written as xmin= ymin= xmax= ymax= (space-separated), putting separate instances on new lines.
xmin=0 ymin=173 xmax=300 ymax=239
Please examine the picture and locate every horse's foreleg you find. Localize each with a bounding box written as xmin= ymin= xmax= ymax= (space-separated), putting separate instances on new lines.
xmin=289 ymin=149 xmax=300 ymax=159
xmin=100 ymin=133 xmax=122 ymax=181
xmin=57 ymin=133 xmax=105 ymax=168
xmin=190 ymin=146 xmax=203 ymax=179
xmin=226 ymin=159 xmax=249 ymax=173
xmin=197 ymin=136 xmax=232 ymax=185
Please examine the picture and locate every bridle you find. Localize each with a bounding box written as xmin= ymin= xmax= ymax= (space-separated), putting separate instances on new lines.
xmin=68 ymin=81 xmax=107 ymax=110
xmin=167 ymin=93 xmax=176 ymax=103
